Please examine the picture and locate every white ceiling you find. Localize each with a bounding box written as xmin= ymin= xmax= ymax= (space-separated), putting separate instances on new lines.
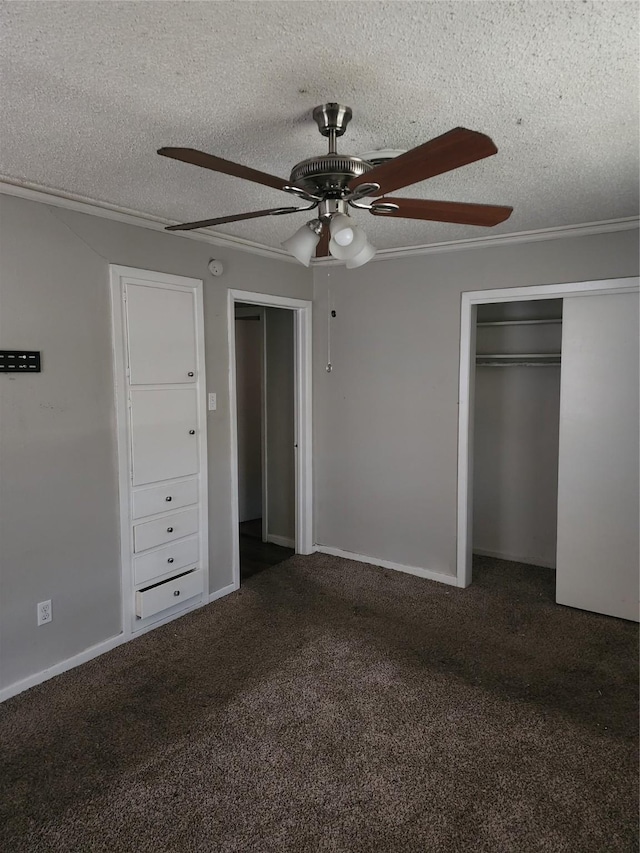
xmin=1 ymin=1 xmax=638 ymax=252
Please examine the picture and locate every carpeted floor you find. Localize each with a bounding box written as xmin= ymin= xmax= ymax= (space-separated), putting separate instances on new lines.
xmin=1 ymin=554 xmax=638 ymax=852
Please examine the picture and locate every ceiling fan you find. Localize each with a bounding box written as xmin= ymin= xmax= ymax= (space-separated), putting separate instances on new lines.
xmin=158 ymin=103 xmax=513 ymax=267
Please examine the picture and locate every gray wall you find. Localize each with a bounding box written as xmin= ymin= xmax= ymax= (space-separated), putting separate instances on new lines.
xmin=312 ymin=229 xmax=639 ymax=578
xmin=265 ymin=307 xmax=295 ymax=543
xmin=0 ymin=193 xmax=309 ymax=691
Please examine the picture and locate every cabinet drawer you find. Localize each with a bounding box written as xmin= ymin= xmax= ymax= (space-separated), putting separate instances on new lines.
xmin=135 ymin=569 xmax=203 ymax=619
xmin=133 ymin=508 xmax=198 ymax=553
xmin=134 ymin=536 xmax=199 ymax=586
xmin=132 ymin=479 xmax=198 ymax=520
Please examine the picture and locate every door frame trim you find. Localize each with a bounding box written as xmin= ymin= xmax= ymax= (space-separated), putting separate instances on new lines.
xmin=260 ymin=307 xmax=269 ymax=543
xmin=457 ymin=276 xmax=639 ymax=588
xmin=228 ymin=290 xmax=313 ymax=587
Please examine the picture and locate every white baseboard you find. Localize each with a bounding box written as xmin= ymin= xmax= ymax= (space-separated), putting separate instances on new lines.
xmin=0 ymin=632 xmax=128 ymax=703
xmin=1 ymin=582 xmax=239 ymax=704
xmin=315 ymin=545 xmax=460 ymax=587
xmin=472 ymin=547 xmax=557 ymax=570
xmin=208 ymin=582 xmax=238 ymax=603
xmin=267 ymin=534 xmax=296 ymax=549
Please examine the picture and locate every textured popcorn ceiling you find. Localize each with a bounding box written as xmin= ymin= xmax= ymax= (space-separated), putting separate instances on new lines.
xmin=1 ymin=1 xmax=638 ymax=252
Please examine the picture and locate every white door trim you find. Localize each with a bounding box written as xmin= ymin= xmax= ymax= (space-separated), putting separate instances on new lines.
xmin=260 ymin=308 xmax=269 ymax=543
xmin=457 ymin=276 xmax=640 ymax=588
xmin=228 ymin=290 xmax=313 ymax=587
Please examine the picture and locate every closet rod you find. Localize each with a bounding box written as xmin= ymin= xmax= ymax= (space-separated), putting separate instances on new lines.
xmin=476 ymin=362 xmax=561 ymax=368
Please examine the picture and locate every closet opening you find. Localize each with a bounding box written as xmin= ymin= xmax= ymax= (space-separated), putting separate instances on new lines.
xmin=457 ymin=277 xmax=638 ymax=622
xmin=228 ymin=290 xmax=313 ymax=589
xmin=234 ymin=303 xmax=295 ymax=580
xmin=471 ymin=298 xmax=563 ymax=591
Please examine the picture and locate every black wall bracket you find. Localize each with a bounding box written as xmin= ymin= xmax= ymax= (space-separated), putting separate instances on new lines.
xmin=0 ymin=351 xmax=41 ymax=372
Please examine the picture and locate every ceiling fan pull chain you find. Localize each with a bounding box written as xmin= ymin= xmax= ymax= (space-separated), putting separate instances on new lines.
xmin=326 ymin=281 xmax=333 ymax=373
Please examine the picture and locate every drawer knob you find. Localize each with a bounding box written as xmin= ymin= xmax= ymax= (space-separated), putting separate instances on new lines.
xmin=189 ymin=429 xmax=195 ymax=435
xmin=167 ymin=526 xmax=174 ymax=533
xmin=187 ymin=372 xmax=194 ymax=377
xmin=165 ymin=496 xmax=172 ymax=502
xmin=173 ymin=590 xmax=181 ymax=597
xmin=167 ymin=557 xmax=174 ymax=563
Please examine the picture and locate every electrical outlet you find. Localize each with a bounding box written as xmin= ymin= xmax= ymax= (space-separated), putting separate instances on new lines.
xmin=208 ymin=392 xmax=217 ymax=411
xmin=37 ymin=600 xmax=52 ymax=626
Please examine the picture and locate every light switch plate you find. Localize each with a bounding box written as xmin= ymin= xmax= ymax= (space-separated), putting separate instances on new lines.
xmin=208 ymin=392 xmax=217 ymax=411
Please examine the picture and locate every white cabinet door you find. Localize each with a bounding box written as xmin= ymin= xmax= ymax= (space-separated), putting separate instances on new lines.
xmin=126 ymin=283 xmax=197 ymax=384
xmin=130 ymin=389 xmax=199 ymax=485
xmin=556 ymin=291 xmax=639 ymax=621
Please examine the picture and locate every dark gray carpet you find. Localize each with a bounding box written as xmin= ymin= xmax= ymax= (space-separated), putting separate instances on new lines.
xmin=1 ymin=554 xmax=638 ymax=852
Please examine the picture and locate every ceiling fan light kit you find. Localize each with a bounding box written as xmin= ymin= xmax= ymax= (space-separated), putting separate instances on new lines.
xmin=345 ymin=240 xmax=377 ymax=269
xmin=159 ymin=102 xmax=513 ymax=268
xmin=329 ymin=213 xmax=355 ymax=247
xmin=328 ymin=217 xmax=371 ymax=262
xmin=280 ymin=219 xmax=322 ymax=267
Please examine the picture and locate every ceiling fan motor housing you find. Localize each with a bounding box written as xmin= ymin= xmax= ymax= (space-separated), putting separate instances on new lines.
xmin=289 ymin=154 xmax=373 ymax=196
xmin=289 ymin=103 xmax=374 ymax=197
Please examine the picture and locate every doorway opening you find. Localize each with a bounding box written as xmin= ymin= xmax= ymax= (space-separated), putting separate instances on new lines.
xmin=235 ymin=303 xmax=294 ymax=579
xmin=228 ymin=290 xmax=313 ymax=588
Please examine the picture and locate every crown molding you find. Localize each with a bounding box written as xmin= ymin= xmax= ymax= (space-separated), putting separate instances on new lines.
xmin=312 ymin=216 xmax=640 ymax=266
xmin=1 ymin=177 xmax=637 ymax=267
xmin=0 ymin=177 xmax=298 ymax=263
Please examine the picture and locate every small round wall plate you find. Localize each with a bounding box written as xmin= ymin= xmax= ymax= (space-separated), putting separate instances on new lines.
xmin=208 ymin=259 xmax=224 ymax=277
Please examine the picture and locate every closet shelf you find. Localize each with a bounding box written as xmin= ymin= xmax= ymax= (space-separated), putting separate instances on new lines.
xmin=476 ymin=353 xmax=561 ymax=367
xmin=476 ymin=319 xmax=562 ymax=327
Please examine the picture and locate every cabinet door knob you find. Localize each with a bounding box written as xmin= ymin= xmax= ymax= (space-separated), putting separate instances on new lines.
xmin=189 ymin=429 xmax=195 ymax=435
xmin=187 ymin=371 xmax=194 ymax=377
xmin=167 ymin=527 xmax=174 ymax=533
xmin=165 ymin=496 xmax=172 ymax=501
xmin=173 ymin=590 xmax=181 ymax=596
xmin=167 ymin=557 xmax=174 ymax=563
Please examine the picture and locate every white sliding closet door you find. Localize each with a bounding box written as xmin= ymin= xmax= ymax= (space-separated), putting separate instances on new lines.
xmin=556 ymin=291 xmax=639 ymax=621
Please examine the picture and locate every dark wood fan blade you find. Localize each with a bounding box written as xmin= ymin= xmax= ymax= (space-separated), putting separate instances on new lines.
xmin=350 ymin=128 xmax=498 ymax=195
xmin=370 ymin=197 xmax=513 ymax=226
xmin=316 ymin=222 xmax=330 ymax=257
xmin=166 ymin=207 xmax=299 ymax=232
xmin=158 ymin=147 xmax=290 ymax=192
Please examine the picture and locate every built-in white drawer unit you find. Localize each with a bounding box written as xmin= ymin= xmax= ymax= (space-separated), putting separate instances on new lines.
xmin=132 ymin=478 xmax=198 ymax=520
xmin=135 ymin=568 xmax=204 ymax=619
xmin=133 ymin=536 xmax=199 ymax=586
xmin=133 ymin=507 xmax=198 ymax=553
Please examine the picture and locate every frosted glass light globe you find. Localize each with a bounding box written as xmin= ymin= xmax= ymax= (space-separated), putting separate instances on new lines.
xmin=334 ymin=227 xmax=354 ymax=247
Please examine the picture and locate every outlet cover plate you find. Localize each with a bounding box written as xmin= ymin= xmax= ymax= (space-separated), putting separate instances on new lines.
xmin=37 ymin=600 xmax=52 ymax=626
